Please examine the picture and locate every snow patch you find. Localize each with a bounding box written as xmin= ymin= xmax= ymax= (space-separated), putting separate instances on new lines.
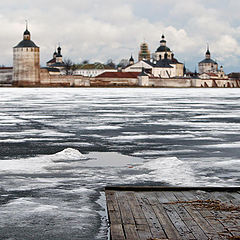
xmin=129 ymin=157 xmax=196 ymax=186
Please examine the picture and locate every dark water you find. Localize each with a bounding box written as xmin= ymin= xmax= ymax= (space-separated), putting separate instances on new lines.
xmin=0 ymin=88 xmax=239 ymax=239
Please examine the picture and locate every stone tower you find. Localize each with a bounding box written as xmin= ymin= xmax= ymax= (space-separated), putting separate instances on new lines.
xmin=13 ymin=23 xmax=40 ymax=86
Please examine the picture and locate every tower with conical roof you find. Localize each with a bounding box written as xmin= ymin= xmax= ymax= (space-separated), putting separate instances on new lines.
xmin=13 ymin=22 xmax=40 ymax=86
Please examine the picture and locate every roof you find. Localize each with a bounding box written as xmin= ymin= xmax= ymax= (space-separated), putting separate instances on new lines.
xmin=200 ymin=72 xmax=218 ymax=77
xmin=156 ymin=45 xmax=171 ymax=52
xmin=47 ymin=58 xmax=56 ymax=64
xmin=50 ymin=62 xmax=65 ymax=67
xmin=143 ymin=59 xmax=173 ymax=68
xmin=96 ymin=72 xmax=140 ymax=79
xmin=14 ymin=39 xmax=38 ymax=48
xmin=77 ymin=64 xmax=115 ymax=70
xmin=0 ymin=67 xmax=13 ymax=70
xmin=199 ymin=58 xmax=218 ymax=64
xmin=41 ymin=67 xmax=60 ymax=72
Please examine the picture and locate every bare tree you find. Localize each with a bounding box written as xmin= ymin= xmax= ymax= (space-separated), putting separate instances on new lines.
xmin=64 ymin=58 xmax=74 ymax=75
xmin=106 ymin=59 xmax=116 ymax=69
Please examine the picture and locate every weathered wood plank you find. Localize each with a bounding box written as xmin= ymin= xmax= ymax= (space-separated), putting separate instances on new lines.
xmin=106 ymin=190 xmax=122 ymax=225
xmin=124 ymin=224 xmax=139 ymax=240
xmin=183 ymin=191 xmax=231 ymax=239
xmin=147 ymin=193 xmax=182 ymax=240
xmin=125 ymin=192 xmax=148 ymax=226
xmin=164 ymin=191 xmax=209 ymax=240
xmin=110 ymin=224 xmax=125 ymax=240
xmin=211 ymin=191 xmax=240 ymax=237
xmin=174 ymin=191 xmax=224 ymax=240
xmin=136 ymin=192 xmax=167 ymax=239
xmin=156 ymin=192 xmax=196 ymax=240
xmin=135 ymin=223 xmax=154 ymax=240
xmin=116 ymin=191 xmax=135 ymax=225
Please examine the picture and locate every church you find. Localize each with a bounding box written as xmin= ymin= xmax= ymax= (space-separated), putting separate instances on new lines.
xmin=198 ymin=46 xmax=218 ymax=74
xmin=124 ymin=35 xmax=184 ymax=78
xmin=47 ymin=46 xmax=65 ymax=71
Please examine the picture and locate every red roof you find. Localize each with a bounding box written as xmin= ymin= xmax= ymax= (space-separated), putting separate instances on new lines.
xmin=202 ymin=72 xmax=218 ymax=77
xmin=96 ymin=72 xmax=140 ymax=79
xmin=0 ymin=67 xmax=13 ymax=70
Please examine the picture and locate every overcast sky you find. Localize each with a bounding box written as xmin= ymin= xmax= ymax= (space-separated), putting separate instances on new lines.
xmin=1 ymin=0 xmax=240 ymax=72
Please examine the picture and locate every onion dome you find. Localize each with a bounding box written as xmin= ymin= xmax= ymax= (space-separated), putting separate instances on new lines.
xmin=129 ymin=55 xmax=134 ymax=62
xmin=156 ymin=34 xmax=170 ymax=52
xmin=160 ymin=34 xmax=166 ymax=43
xmin=24 ymin=29 xmax=30 ymax=36
xmin=53 ymin=50 xmax=57 ymax=58
xmin=56 ymin=46 xmax=62 ymax=57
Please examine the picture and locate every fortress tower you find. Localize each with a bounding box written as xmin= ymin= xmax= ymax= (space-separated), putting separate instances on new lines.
xmin=13 ymin=23 xmax=40 ymax=86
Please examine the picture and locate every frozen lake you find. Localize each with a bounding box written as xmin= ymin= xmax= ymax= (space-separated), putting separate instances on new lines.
xmin=0 ymin=88 xmax=240 ymax=239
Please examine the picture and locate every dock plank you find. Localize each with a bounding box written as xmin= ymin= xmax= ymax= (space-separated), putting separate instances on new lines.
xmin=183 ymin=191 xmax=231 ymax=239
xmin=136 ymin=192 xmax=167 ymax=239
xmin=174 ymin=191 xmax=224 ymax=240
xmin=164 ymin=191 xmax=209 ymax=240
xmin=156 ymin=192 xmax=196 ymax=240
xmin=147 ymin=193 xmax=182 ymax=240
xmin=111 ymin=224 xmax=125 ymax=240
xmin=106 ymin=190 xmax=122 ymax=225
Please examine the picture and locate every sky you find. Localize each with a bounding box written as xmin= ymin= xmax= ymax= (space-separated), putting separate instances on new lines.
xmin=1 ymin=0 xmax=240 ymax=72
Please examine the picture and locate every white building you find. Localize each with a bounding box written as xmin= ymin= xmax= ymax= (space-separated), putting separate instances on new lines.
xmin=73 ymin=63 xmax=117 ymax=77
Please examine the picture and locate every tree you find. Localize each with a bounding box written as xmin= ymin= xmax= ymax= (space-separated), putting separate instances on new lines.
xmin=118 ymin=59 xmax=129 ymax=68
xmin=82 ymin=60 xmax=89 ymax=65
xmin=64 ymin=58 xmax=74 ymax=75
xmin=106 ymin=59 xmax=116 ymax=69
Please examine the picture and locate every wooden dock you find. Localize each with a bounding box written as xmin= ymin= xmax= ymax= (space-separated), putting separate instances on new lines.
xmin=105 ymin=187 xmax=240 ymax=240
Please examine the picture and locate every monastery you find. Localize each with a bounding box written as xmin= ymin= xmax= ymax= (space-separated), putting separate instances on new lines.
xmin=0 ymin=24 xmax=239 ymax=88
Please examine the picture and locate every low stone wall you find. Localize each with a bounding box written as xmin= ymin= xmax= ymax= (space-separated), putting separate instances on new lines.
xmin=150 ymin=78 xmax=192 ymax=87
xmin=39 ymin=69 xmax=90 ymax=87
xmin=91 ymin=77 xmax=138 ymax=87
xmin=192 ymin=78 xmax=240 ymax=88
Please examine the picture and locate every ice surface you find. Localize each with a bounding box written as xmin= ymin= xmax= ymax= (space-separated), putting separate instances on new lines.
xmin=0 ymin=88 xmax=240 ymax=239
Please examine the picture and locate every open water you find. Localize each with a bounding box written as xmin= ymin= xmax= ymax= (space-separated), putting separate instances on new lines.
xmin=0 ymin=88 xmax=239 ymax=239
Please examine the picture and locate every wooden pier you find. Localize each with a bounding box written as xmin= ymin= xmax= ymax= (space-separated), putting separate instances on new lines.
xmin=105 ymin=187 xmax=240 ymax=240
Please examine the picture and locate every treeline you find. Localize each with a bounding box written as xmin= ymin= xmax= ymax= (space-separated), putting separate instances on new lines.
xmin=63 ymin=58 xmax=131 ymax=75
